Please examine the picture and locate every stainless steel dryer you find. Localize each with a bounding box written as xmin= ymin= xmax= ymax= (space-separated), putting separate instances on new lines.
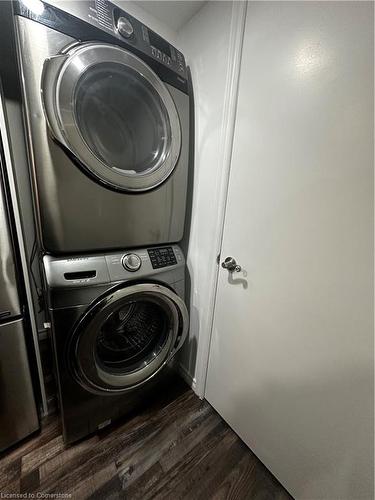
xmin=13 ymin=0 xmax=190 ymax=253
xmin=43 ymin=244 xmax=188 ymax=444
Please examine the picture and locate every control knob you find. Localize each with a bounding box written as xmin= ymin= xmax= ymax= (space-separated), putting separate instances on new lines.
xmin=117 ymin=17 xmax=134 ymax=39
xmin=122 ymin=253 xmax=141 ymax=272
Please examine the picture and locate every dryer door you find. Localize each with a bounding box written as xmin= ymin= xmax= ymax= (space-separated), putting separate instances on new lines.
xmin=42 ymin=43 xmax=181 ymax=192
xmin=68 ymin=283 xmax=188 ymax=394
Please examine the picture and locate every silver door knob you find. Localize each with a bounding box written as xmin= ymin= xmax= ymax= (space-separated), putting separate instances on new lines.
xmin=221 ymin=256 xmax=241 ymax=273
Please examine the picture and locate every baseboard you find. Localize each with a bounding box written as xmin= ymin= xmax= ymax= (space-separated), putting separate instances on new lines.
xmin=177 ymin=363 xmax=197 ymax=392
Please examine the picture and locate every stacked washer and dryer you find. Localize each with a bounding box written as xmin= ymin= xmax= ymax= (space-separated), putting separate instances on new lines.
xmin=13 ymin=0 xmax=191 ymax=443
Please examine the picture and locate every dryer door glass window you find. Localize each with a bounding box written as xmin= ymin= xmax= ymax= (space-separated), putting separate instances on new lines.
xmin=69 ymin=284 xmax=188 ymax=394
xmin=74 ymin=62 xmax=170 ymax=176
xmin=43 ymin=43 xmax=182 ymax=192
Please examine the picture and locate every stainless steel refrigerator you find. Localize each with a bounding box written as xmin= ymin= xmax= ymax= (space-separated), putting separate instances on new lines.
xmin=0 ymin=107 xmax=39 ymax=452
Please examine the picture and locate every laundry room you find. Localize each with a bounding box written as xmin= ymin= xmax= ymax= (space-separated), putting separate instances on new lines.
xmin=0 ymin=1 xmax=373 ymax=499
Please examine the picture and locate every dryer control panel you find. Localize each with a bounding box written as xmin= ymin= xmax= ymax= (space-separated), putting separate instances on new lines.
xmin=15 ymin=0 xmax=189 ymax=93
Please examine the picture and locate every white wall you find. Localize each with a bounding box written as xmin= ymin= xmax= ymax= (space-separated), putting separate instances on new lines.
xmin=177 ymin=1 xmax=245 ymax=394
xmin=134 ymin=1 xmax=206 ymax=33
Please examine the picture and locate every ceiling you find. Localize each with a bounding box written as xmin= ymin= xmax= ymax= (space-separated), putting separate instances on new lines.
xmin=135 ymin=1 xmax=206 ymax=32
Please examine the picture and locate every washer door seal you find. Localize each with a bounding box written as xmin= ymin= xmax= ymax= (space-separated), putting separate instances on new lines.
xmin=68 ymin=283 xmax=188 ymax=395
xmin=42 ymin=43 xmax=182 ymax=193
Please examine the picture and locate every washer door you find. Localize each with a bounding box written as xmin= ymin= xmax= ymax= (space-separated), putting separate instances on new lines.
xmin=68 ymin=283 xmax=188 ymax=395
xmin=42 ymin=43 xmax=181 ymax=192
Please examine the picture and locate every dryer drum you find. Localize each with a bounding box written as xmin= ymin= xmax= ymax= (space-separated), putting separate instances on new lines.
xmin=68 ymin=283 xmax=188 ymax=395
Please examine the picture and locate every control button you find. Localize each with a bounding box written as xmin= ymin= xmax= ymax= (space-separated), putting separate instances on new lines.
xmin=122 ymin=253 xmax=141 ymax=272
xmin=147 ymin=247 xmax=177 ymax=269
xmin=117 ymin=17 xmax=134 ymax=39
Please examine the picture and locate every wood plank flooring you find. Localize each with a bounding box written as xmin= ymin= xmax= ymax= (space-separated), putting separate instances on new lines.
xmin=0 ymin=378 xmax=293 ymax=499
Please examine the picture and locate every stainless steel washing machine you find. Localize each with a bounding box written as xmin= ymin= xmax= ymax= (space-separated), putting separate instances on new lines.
xmin=43 ymin=244 xmax=188 ymax=443
xmin=13 ymin=0 xmax=191 ymax=253
xmin=43 ymin=245 xmax=189 ymax=443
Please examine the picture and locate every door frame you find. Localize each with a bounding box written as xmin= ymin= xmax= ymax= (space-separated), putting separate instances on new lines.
xmin=192 ymin=1 xmax=247 ymax=398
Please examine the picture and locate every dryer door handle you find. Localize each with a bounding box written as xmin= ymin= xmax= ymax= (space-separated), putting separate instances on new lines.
xmin=41 ymin=53 xmax=69 ymax=146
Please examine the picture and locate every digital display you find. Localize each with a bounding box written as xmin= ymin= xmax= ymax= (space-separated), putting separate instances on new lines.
xmin=149 ymin=30 xmax=171 ymax=57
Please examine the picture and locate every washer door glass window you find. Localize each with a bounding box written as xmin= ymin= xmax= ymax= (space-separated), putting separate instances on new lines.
xmin=43 ymin=43 xmax=181 ymax=192
xmin=70 ymin=284 xmax=188 ymax=394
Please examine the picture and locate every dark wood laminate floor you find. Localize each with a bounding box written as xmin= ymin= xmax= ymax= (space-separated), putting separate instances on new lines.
xmin=0 ymin=379 xmax=292 ymax=499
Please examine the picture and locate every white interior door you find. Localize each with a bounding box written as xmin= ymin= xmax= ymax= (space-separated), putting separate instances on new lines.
xmin=205 ymin=2 xmax=373 ymax=499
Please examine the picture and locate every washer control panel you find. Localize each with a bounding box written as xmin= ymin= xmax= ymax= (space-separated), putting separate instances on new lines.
xmin=43 ymin=245 xmax=185 ymax=288
xmin=122 ymin=253 xmax=142 ymax=272
xmin=148 ymin=247 xmax=177 ymax=269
